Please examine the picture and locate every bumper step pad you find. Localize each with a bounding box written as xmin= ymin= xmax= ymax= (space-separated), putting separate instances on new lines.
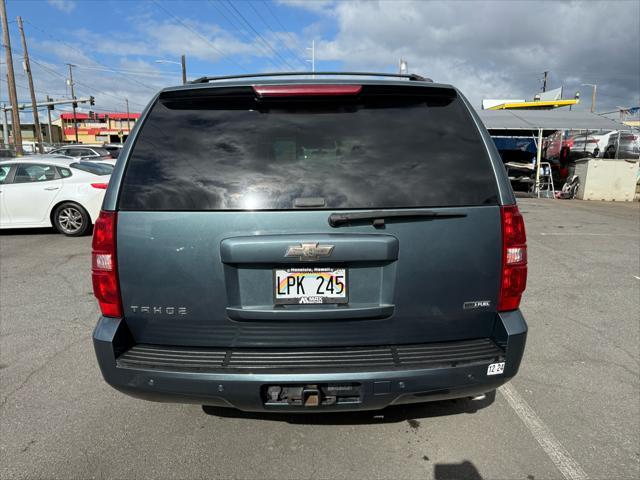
xmin=116 ymin=338 xmax=504 ymax=374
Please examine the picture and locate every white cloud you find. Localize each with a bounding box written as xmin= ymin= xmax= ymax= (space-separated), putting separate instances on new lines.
xmin=317 ymin=0 xmax=640 ymax=110
xmin=22 ymin=17 xmax=270 ymax=112
xmin=15 ymin=0 xmax=639 ymax=117
xmin=46 ymin=0 xmax=76 ymax=14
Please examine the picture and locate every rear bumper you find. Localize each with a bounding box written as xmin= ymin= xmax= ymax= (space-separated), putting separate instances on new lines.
xmin=93 ymin=311 xmax=527 ymax=412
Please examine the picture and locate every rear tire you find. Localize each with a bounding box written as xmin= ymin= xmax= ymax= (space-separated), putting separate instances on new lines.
xmin=52 ymin=202 xmax=90 ymax=237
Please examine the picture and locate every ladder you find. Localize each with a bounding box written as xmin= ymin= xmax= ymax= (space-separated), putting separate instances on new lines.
xmin=536 ymin=162 xmax=555 ymax=198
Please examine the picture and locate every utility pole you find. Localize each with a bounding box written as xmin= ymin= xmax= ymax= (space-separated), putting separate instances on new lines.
xmin=66 ymin=63 xmax=78 ymax=143
xmin=307 ymin=40 xmax=315 ymax=77
xmin=17 ymin=16 xmax=43 ymax=153
xmin=542 ymin=71 xmax=548 ymax=92
xmin=581 ymin=83 xmax=597 ymax=113
xmin=125 ymin=97 xmax=131 ymax=139
xmin=1 ymin=0 xmax=23 ymax=155
xmin=311 ymin=40 xmax=315 ymax=73
xmin=181 ymin=54 xmax=187 ymax=84
xmin=399 ymin=58 xmax=408 ymax=74
xmin=45 ymin=96 xmax=53 ymax=143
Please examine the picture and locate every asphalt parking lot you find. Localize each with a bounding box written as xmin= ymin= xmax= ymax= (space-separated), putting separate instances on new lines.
xmin=1 ymin=198 xmax=638 ymax=480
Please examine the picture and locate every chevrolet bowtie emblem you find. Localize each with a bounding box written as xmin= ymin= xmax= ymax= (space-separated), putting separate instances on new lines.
xmin=284 ymin=242 xmax=335 ymax=261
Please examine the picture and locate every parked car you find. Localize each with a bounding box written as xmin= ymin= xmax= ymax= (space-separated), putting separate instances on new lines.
xmin=0 ymin=156 xmax=111 ymax=236
xmin=570 ymin=130 xmax=615 ymax=158
xmin=543 ymin=130 xmax=617 ymax=185
xmin=49 ymin=145 xmax=116 ymax=165
xmin=92 ymin=73 xmax=528 ymax=412
xmin=103 ymin=144 xmax=124 ymax=159
xmin=603 ymin=132 xmax=640 ymax=159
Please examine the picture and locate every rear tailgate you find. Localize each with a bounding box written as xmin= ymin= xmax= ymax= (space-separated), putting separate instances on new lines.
xmin=114 ymin=82 xmax=504 ymax=348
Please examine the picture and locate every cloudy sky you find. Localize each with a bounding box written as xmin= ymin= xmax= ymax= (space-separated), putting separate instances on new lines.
xmin=2 ymin=0 xmax=639 ymax=118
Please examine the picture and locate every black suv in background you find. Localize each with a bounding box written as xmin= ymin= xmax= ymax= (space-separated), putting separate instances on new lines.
xmin=92 ymin=72 xmax=528 ymax=412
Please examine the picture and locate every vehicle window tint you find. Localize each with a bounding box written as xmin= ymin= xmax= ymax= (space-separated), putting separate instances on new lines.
xmin=70 ymin=162 xmax=113 ymax=175
xmin=13 ymin=164 xmax=59 ymax=183
xmin=120 ymin=87 xmax=498 ymax=211
xmin=92 ymin=148 xmax=110 ymax=156
xmin=0 ymin=165 xmax=11 ymax=184
xmin=58 ymin=167 xmax=72 ymax=178
xmin=69 ymin=149 xmax=86 ymax=157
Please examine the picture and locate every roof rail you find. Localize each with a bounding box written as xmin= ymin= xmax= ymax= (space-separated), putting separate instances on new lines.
xmin=189 ymin=71 xmax=432 ymax=84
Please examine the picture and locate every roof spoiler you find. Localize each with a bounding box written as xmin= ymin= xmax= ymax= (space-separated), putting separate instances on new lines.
xmin=189 ymin=71 xmax=432 ymax=84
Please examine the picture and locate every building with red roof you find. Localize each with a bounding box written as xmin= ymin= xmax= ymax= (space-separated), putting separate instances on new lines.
xmin=53 ymin=112 xmax=141 ymax=144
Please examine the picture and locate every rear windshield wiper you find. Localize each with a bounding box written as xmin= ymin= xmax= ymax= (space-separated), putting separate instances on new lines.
xmin=328 ymin=210 xmax=467 ymax=227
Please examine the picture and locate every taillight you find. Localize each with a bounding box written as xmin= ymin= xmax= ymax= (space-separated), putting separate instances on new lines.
xmin=498 ymin=205 xmax=527 ymax=311
xmin=91 ymin=211 xmax=122 ymax=317
xmin=91 ymin=183 xmax=108 ymax=189
xmin=253 ymin=84 xmax=362 ymax=97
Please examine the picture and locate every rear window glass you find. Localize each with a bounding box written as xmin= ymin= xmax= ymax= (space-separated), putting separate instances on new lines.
xmin=119 ymin=86 xmax=498 ymax=210
xmin=92 ymin=148 xmax=110 ymax=156
xmin=71 ymin=162 xmax=113 ymax=175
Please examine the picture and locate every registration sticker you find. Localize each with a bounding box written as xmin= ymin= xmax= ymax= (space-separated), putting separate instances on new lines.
xmin=487 ymin=362 xmax=505 ymax=376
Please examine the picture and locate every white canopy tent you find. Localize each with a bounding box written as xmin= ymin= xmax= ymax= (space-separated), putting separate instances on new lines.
xmin=478 ymin=109 xmax=637 ymax=196
xmin=478 ymin=109 xmax=635 ymax=132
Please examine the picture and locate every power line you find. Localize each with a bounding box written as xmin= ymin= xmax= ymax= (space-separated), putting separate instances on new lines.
xmin=27 ymin=57 xmax=67 ymax=80
xmin=72 ymin=64 xmax=177 ymax=79
xmin=207 ymin=0 xmax=284 ymax=71
xmin=261 ymin=0 xmax=305 ymax=53
xmin=26 ymin=57 xmax=148 ymax=109
xmin=0 ymin=76 xmax=64 ymax=96
xmin=210 ymin=0 xmax=287 ymax=70
xmin=152 ymin=0 xmax=249 ymax=73
xmin=23 ymin=19 xmax=157 ymax=93
xmin=71 ymin=63 xmax=212 ymax=79
xmin=225 ymin=0 xmax=296 ymax=70
xmin=208 ymin=0 xmax=250 ymax=37
xmin=249 ymin=0 xmax=307 ymax=66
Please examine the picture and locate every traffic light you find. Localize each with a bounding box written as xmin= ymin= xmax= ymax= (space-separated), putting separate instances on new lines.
xmin=89 ymin=96 xmax=95 ymax=106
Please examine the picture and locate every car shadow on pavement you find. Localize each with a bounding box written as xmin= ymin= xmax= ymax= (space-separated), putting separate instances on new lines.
xmin=0 ymin=227 xmax=57 ymax=235
xmin=201 ymin=390 xmax=495 ymax=425
xmin=0 ymin=226 xmax=93 ymax=236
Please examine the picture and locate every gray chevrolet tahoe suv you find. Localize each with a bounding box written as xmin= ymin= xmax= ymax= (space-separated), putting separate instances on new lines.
xmin=92 ymin=72 xmax=528 ymax=412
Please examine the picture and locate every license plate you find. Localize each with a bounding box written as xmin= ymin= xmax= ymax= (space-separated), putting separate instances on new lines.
xmin=274 ymin=267 xmax=347 ymax=305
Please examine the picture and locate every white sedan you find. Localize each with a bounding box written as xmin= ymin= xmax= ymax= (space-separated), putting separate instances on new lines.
xmin=0 ymin=155 xmax=112 ymax=236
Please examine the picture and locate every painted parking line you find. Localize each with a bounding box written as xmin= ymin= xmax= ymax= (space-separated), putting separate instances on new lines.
xmin=500 ymin=383 xmax=589 ymax=480
xmin=634 ymin=276 xmax=640 ymax=280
